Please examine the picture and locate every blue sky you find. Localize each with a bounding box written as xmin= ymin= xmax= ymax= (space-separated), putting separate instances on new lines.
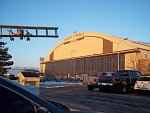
xmin=1 ymin=0 xmax=150 ymax=68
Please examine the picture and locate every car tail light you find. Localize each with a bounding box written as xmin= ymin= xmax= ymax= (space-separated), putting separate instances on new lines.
xmin=112 ymin=78 xmax=115 ymax=83
xmin=94 ymin=77 xmax=96 ymax=82
xmin=112 ymin=77 xmax=119 ymax=83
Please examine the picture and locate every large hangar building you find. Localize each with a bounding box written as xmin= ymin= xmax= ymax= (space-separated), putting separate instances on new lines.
xmin=40 ymin=32 xmax=150 ymax=78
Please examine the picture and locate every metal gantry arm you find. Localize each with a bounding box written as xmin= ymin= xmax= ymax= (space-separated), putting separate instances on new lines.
xmin=0 ymin=25 xmax=59 ymax=41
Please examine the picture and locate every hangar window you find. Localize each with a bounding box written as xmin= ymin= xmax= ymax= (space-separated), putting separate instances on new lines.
xmin=145 ymin=54 xmax=148 ymax=58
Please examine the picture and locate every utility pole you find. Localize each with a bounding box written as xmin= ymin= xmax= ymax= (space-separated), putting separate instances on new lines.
xmin=117 ymin=38 xmax=128 ymax=70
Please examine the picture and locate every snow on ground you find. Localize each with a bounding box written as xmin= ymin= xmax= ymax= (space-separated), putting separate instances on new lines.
xmin=40 ymin=81 xmax=83 ymax=88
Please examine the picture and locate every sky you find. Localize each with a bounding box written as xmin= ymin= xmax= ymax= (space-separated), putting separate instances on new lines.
xmin=1 ymin=0 xmax=150 ymax=68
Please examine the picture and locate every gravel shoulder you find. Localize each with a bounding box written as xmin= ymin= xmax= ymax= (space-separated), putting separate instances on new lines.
xmin=39 ymin=84 xmax=150 ymax=113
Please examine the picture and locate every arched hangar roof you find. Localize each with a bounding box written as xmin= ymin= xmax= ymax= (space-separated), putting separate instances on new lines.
xmin=44 ymin=32 xmax=150 ymax=62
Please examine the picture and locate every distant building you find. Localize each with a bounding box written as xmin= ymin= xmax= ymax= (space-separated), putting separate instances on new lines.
xmin=39 ymin=57 xmax=45 ymax=73
xmin=40 ymin=32 xmax=150 ymax=77
xmin=17 ymin=71 xmax=40 ymax=87
xmin=22 ymin=69 xmax=39 ymax=73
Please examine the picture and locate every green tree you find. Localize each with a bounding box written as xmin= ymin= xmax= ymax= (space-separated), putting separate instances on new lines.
xmin=0 ymin=41 xmax=14 ymax=74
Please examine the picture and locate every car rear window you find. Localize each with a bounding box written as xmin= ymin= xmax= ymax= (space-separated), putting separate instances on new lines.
xmin=111 ymin=73 xmax=115 ymax=76
xmin=115 ymin=71 xmax=128 ymax=76
xmin=138 ymin=77 xmax=150 ymax=81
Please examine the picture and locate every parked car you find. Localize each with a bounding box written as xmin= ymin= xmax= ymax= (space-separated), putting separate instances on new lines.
xmin=84 ymin=72 xmax=115 ymax=90
xmin=134 ymin=75 xmax=150 ymax=94
xmin=75 ymin=74 xmax=87 ymax=81
xmin=87 ymin=70 xmax=142 ymax=93
xmin=0 ymin=76 xmax=98 ymax=113
xmin=83 ymin=74 xmax=99 ymax=85
xmin=97 ymin=70 xmax=142 ymax=93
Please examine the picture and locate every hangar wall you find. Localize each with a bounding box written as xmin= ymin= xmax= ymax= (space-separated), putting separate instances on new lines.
xmin=41 ymin=32 xmax=150 ymax=78
xmin=44 ymin=32 xmax=135 ymax=62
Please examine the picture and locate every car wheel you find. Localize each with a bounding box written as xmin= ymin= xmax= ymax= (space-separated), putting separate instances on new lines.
xmin=116 ymin=85 xmax=127 ymax=94
xmin=88 ymin=85 xmax=94 ymax=91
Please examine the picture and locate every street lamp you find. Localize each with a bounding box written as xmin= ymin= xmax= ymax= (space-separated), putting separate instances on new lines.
xmin=117 ymin=38 xmax=128 ymax=70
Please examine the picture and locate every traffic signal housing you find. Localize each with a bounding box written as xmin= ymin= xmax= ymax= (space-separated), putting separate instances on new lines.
xmin=17 ymin=29 xmax=24 ymax=40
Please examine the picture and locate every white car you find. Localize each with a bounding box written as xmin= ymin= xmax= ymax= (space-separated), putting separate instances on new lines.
xmin=75 ymin=75 xmax=87 ymax=81
xmin=134 ymin=75 xmax=150 ymax=94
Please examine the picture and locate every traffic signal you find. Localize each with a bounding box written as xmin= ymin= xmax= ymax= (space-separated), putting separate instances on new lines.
xmin=25 ymin=30 xmax=31 ymax=41
xmin=7 ymin=29 xmax=15 ymax=41
xmin=17 ymin=29 xmax=24 ymax=40
xmin=10 ymin=37 xmax=14 ymax=41
xmin=26 ymin=37 xmax=30 ymax=41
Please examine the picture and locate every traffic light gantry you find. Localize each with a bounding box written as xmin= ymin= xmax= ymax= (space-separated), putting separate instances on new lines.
xmin=0 ymin=25 xmax=59 ymax=41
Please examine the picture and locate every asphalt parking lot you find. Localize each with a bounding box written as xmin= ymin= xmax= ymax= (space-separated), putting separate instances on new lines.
xmin=39 ymin=84 xmax=150 ymax=113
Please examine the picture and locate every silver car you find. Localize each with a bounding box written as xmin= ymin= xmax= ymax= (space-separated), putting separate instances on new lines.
xmin=134 ymin=75 xmax=150 ymax=94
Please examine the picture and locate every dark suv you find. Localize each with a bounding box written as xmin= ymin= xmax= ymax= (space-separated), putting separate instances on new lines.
xmin=0 ymin=76 xmax=98 ymax=113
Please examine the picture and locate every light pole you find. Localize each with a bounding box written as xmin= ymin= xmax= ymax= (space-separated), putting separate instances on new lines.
xmin=117 ymin=38 xmax=128 ymax=70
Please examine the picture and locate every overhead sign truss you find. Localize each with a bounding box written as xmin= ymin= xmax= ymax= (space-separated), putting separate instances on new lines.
xmin=0 ymin=25 xmax=59 ymax=41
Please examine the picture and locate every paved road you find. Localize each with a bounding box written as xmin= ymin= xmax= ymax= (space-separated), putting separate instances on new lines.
xmin=39 ymin=84 xmax=150 ymax=113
